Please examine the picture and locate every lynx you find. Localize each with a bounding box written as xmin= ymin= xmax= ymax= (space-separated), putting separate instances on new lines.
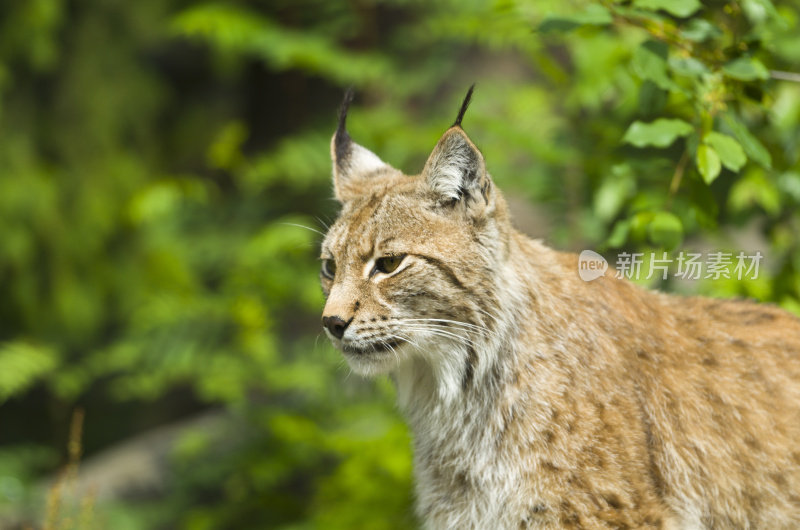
xmin=319 ymin=88 xmax=800 ymax=529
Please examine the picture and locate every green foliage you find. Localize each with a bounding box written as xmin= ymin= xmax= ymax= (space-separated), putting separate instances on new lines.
xmin=173 ymin=4 xmax=393 ymax=86
xmin=633 ymin=0 xmax=701 ymax=18
xmin=0 ymin=0 xmax=799 ymax=528
xmin=703 ymin=132 xmax=746 ymax=172
xmin=647 ymin=211 xmax=684 ymax=250
xmin=533 ymin=0 xmax=799 ymax=298
xmin=697 ymin=143 xmax=722 ymax=184
xmin=623 ymin=118 xmax=694 ymax=147
xmin=0 ymin=343 xmax=58 ymax=403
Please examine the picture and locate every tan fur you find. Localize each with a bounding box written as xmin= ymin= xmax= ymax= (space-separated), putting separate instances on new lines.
xmin=320 ymin=107 xmax=800 ymax=529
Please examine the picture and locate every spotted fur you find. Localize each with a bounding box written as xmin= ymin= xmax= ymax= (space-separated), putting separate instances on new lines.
xmin=319 ymin=92 xmax=800 ymax=529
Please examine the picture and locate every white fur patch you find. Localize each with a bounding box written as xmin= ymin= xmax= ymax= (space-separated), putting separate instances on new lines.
xmin=347 ymin=143 xmax=388 ymax=176
xmin=424 ymin=132 xmax=482 ymax=203
xmin=427 ymin=146 xmax=475 ymax=201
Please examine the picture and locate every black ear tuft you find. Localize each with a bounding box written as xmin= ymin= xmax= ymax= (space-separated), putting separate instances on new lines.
xmin=334 ymin=88 xmax=355 ymax=168
xmin=329 ymin=89 xmax=397 ymax=202
xmin=452 ymin=84 xmax=475 ymax=128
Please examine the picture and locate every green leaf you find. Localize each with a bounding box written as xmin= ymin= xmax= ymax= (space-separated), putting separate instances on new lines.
xmin=594 ymin=166 xmax=636 ymax=221
xmin=571 ymin=5 xmax=615 ymax=24
xmin=637 ymin=80 xmax=667 ymax=114
xmin=606 ymin=220 xmax=631 ymax=248
xmin=633 ymin=0 xmax=702 ymax=17
xmin=539 ymin=5 xmax=613 ymax=32
xmin=680 ymin=18 xmax=722 ymax=41
xmin=208 ymin=121 xmax=248 ymax=170
xmin=629 ymin=211 xmax=655 ymax=241
xmin=722 ymin=57 xmax=769 ymax=81
xmin=668 ymin=56 xmax=709 ymax=77
xmin=647 ymin=212 xmax=683 ymax=250
xmin=623 ymin=118 xmax=694 ymax=148
xmin=703 ymin=132 xmax=747 ymax=171
xmin=724 ymin=114 xmax=772 ymax=168
xmin=0 ymin=342 xmax=58 ymax=402
xmin=697 ymin=144 xmax=722 ymax=184
xmin=777 ymin=171 xmax=800 ymax=203
xmin=728 ymin=169 xmax=781 ymax=215
xmin=632 ymin=40 xmax=678 ymax=91
xmin=741 ymin=0 xmax=781 ymax=24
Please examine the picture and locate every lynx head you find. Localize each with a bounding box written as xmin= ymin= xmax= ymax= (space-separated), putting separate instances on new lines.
xmin=320 ymin=87 xmax=511 ymax=377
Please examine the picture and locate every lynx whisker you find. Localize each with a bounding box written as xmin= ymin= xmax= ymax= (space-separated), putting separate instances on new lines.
xmin=471 ymin=305 xmax=503 ymax=329
xmin=385 ymin=332 xmax=422 ymax=351
xmin=396 ymin=320 xmax=492 ymax=340
xmin=314 ymin=216 xmax=331 ymax=230
xmin=398 ymin=318 xmax=499 ymax=340
xmin=400 ymin=318 xmax=490 ymax=332
xmin=281 ymin=222 xmax=326 ymax=237
xmin=398 ymin=325 xmax=476 ymax=349
xmin=379 ymin=337 xmax=401 ymax=365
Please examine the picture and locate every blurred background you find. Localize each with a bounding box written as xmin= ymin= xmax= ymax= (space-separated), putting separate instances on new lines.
xmin=0 ymin=0 xmax=798 ymax=528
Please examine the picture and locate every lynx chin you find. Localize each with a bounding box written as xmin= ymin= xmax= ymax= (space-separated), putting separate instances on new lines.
xmin=319 ymin=87 xmax=800 ymax=529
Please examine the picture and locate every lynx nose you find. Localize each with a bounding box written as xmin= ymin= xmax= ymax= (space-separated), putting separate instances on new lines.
xmin=322 ymin=315 xmax=350 ymax=339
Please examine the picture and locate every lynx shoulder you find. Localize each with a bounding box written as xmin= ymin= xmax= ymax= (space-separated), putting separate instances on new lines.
xmin=319 ymin=88 xmax=800 ymax=529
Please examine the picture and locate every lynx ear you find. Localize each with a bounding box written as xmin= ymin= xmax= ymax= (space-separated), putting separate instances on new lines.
xmin=330 ymin=89 xmax=396 ymax=202
xmin=422 ymin=86 xmax=493 ymax=211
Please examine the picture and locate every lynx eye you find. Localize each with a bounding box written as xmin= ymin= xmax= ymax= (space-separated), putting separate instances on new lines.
xmin=375 ymin=255 xmax=405 ymax=275
xmin=321 ymin=258 xmax=336 ymax=279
